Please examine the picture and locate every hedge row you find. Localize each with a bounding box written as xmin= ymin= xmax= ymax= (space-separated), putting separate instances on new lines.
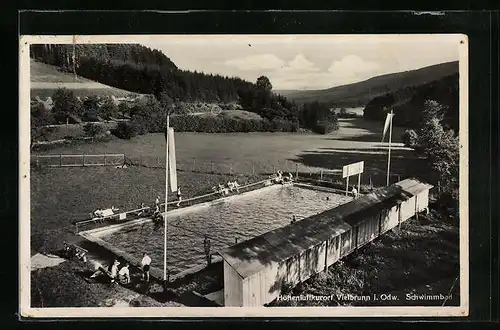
xmin=168 ymin=115 xmax=300 ymax=133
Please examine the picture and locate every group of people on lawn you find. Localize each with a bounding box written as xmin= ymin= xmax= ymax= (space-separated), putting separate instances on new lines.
xmin=90 ymin=252 xmax=152 ymax=285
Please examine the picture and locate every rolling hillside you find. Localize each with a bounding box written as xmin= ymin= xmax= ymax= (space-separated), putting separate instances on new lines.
xmin=276 ymin=61 xmax=459 ymax=107
xmin=30 ymin=59 xmax=145 ymax=98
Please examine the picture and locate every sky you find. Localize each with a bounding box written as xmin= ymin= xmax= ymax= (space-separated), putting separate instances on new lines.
xmin=140 ymin=35 xmax=461 ymax=91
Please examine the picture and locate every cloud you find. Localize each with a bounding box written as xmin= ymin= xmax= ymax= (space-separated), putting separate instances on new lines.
xmin=286 ymin=54 xmax=318 ymax=72
xmin=224 ymin=54 xmax=285 ymax=71
xmin=327 ymin=55 xmax=381 ymax=78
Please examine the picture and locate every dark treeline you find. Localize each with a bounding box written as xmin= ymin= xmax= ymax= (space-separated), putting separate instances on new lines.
xmin=363 ymin=73 xmax=459 ymax=134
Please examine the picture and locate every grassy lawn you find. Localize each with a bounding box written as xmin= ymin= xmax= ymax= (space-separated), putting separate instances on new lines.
xmin=33 ymin=118 xmax=417 ymax=186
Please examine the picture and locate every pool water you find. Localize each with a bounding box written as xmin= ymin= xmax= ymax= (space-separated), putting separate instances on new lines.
xmin=102 ymin=185 xmax=352 ymax=275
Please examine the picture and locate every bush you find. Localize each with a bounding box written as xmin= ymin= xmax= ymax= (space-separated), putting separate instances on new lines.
xmin=402 ymin=129 xmax=419 ymax=148
xmin=313 ymin=120 xmax=339 ymax=134
xmin=112 ymin=121 xmax=137 ymax=139
xmin=83 ymin=123 xmax=104 ymax=137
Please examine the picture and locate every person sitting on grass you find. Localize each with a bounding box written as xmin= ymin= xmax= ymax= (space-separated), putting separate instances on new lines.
xmin=90 ymin=259 xmax=119 ymax=283
xmin=274 ymin=170 xmax=283 ymax=184
xmin=227 ymin=181 xmax=240 ymax=192
xmin=107 ymin=259 xmax=120 ymax=284
xmin=218 ymin=184 xmax=228 ymax=196
xmin=92 ymin=209 xmax=104 ymax=219
xmin=118 ymin=263 xmax=131 ymax=285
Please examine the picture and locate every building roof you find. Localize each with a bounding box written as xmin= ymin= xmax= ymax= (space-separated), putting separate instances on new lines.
xmin=219 ymin=178 xmax=433 ymax=279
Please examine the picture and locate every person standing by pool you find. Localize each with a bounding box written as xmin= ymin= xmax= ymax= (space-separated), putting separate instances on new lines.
xmin=291 ymin=215 xmax=297 ymax=224
xmin=141 ymin=252 xmax=152 ymax=283
xmin=176 ymin=187 xmax=182 ymax=207
xmin=204 ymin=236 xmax=211 ymax=265
xmin=351 ymin=186 xmax=358 ymax=199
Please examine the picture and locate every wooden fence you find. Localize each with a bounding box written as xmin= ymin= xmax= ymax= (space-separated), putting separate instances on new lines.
xmin=31 ymin=153 xmax=405 ymax=188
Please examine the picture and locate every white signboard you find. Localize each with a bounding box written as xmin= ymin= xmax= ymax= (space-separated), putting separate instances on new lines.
xmin=342 ymin=161 xmax=364 ymax=178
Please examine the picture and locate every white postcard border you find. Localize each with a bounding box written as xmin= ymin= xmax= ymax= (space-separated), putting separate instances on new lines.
xmin=19 ymin=34 xmax=469 ymax=318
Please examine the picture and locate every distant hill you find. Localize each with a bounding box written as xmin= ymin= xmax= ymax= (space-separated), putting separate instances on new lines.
xmin=364 ymin=73 xmax=459 ymax=132
xmin=30 ymin=59 xmax=144 ymax=98
xmin=276 ymin=61 xmax=459 ymax=107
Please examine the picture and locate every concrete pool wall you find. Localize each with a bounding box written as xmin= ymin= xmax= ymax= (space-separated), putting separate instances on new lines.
xmin=78 ymin=181 xmax=351 ymax=283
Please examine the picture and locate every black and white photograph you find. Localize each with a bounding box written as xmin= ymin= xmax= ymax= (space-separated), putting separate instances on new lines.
xmin=19 ymin=34 xmax=468 ymax=317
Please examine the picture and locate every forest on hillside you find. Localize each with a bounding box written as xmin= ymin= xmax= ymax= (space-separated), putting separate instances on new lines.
xmin=30 ymin=44 xmax=258 ymax=104
xmin=30 ymin=44 xmax=339 ymax=136
xmin=363 ymin=73 xmax=459 ymax=133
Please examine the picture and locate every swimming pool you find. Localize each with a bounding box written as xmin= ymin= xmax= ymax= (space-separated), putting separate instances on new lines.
xmin=89 ymin=184 xmax=352 ymax=276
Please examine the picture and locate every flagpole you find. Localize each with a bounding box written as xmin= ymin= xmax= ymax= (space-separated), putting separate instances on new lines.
xmin=386 ymin=110 xmax=393 ymax=186
xmin=164 ymin=115 xmax=169 ymax=286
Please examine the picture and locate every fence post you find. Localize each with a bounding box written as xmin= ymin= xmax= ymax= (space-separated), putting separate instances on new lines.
xmin=397 ymin=174 xmax=401 ymax=182
xmin=82 ymin=154 xmax=86 ymax=167
xmin=252 ymin=164 xmax=255 ymax=176
xmin=157 ymin=156 xmax=160 ymax=168
xmin=104 ymin=154 xmax=107 ymax=166
xmin=230 ymin=164 xmax=233 ymax=176
xmin=320 ymin=169 xmax=323 ymax=181
xmin=36 ymin=155 xmax=39 ymax=167
xmin=295 ymin=163 xmax=298 ymax=179
xmin=60 ymin=154 xmax=62 ymax=167
xmin=273 ymin=165 xmax=276 ymax=174
xmin=211 ymin=161 xmax=214 ymax=174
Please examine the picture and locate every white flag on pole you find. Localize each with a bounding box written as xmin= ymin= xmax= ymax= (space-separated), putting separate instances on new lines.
xmin=167 ymin=127 xmax=178 ymax=192
xmin=381 ymin=112 xmax=394 ymax=142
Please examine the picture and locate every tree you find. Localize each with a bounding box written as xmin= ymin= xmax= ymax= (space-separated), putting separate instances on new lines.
xmin=99 ymin=96 xmax=118 ymax=119
xmin=112 ymin=121 xmax=137 ymax=139
xmin=402 ymin=129 xmax=419 ymax=149
xmin=83 ymin=123 xmax=104 ymax=137
xmin=256 ymin=76 xmax=272 ymax=91
xmin=51 ymin=88 xmax=81 ymax=123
